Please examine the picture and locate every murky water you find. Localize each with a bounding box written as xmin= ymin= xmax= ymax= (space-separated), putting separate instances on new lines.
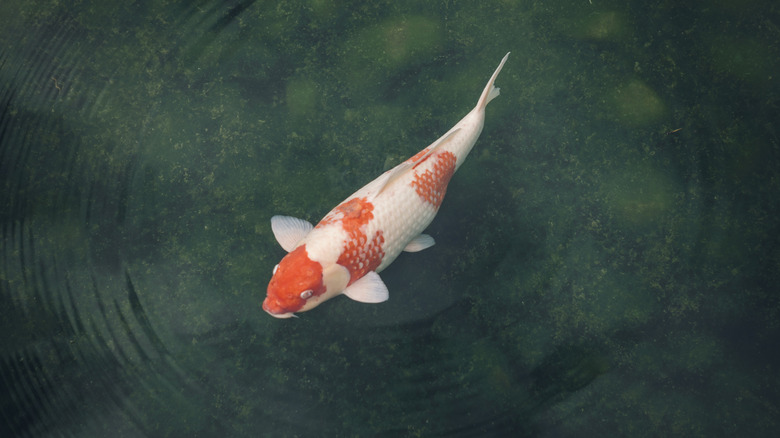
xmin=2 ymin=1 xmax=779 ymax=436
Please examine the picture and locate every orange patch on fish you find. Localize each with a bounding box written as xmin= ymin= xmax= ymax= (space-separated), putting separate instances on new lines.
xmin=338 ymin=230 xmax=385 ymax=285
xmin=320 ymin=197 xmax=386 ymax=284
xmin=320 ymin=197 xmax=374 ymax=228
xmin=264 ymin=245 xmax=324 ymax=314
xmin=410 ymin=151 xmax=457 ymax=208
xmin=407 ymin=147 xmax=430 ymax=165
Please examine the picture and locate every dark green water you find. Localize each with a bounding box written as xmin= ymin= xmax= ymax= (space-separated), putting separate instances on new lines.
xmin=2 ymin=0 xmax=778 ymax=436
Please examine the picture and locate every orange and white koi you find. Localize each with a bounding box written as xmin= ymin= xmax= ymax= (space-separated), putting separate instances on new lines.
xmin=263 ymin=53 xmax=510 ymax=318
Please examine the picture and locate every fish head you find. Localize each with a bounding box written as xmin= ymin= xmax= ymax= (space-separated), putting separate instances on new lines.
xmin=263 ymin=245 xmax=325 ymax=318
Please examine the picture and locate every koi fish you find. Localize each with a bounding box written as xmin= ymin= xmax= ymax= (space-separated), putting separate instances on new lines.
xmin=263 ymin=52 xmax=509 ymax=318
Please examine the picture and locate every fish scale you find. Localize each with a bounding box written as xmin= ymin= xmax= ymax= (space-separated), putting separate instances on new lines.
xmin=263 ymin=53 xmax=509 ymax=318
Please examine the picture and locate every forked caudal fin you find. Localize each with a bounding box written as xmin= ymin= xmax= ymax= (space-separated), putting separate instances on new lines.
xmin=476 ymin=52 xmax=510 ymax=110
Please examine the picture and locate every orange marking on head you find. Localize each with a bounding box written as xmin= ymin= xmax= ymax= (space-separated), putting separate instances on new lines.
xmin=410 ymin=151 xmax=457 ymax=208
xmin=263 ymin=245 xmax=325 ymax=315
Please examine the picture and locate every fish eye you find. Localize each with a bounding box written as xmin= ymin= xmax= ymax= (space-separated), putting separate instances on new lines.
xmin=273 ymin=264 xmax=279 ymax=274
xmin=300 ymin=290 xmax=313 ymax=299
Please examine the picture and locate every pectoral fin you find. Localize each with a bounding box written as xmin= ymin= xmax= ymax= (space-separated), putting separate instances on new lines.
xmin=403 ymin=234 xmax=435 ymax=252
xmin=342 ymin=271 xmax=389 ymax=303
xmin=271 ymin=215 xmax=313 ymax=252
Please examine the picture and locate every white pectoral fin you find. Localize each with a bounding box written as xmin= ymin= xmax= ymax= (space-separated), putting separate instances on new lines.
xmin=271 ymin=215 xmax=313 ymax=252
xmin=403 ymin=234 xmax=435 ymax=252
xmin=342 ymin=271 xmax=389 ymax=304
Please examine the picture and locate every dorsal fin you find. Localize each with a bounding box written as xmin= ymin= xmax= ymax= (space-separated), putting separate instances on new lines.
xmin=373 ymin=128 xmax=461 ymax=197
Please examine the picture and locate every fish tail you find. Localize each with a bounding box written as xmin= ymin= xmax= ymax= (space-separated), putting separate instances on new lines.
xmin=476 ymin=52 xmax=510 ymax=110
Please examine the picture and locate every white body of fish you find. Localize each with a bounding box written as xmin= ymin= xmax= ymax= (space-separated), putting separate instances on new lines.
xmin=263 ymin=53 xmax=509 ymax=318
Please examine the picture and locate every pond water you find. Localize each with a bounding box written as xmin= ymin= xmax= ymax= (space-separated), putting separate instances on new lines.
xmin=2 ymin=0 xmax=778 ymax=436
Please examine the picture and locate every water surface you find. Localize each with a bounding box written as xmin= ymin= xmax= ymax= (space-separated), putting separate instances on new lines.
xmin=2 ymin=0 xmax=779 ymax=436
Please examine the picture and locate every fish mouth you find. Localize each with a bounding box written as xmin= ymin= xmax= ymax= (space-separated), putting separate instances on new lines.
xmin=262 ymin=298 xmax=297 ymax=319
xmin=265 ymin=308 xmax=296 ymax=319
